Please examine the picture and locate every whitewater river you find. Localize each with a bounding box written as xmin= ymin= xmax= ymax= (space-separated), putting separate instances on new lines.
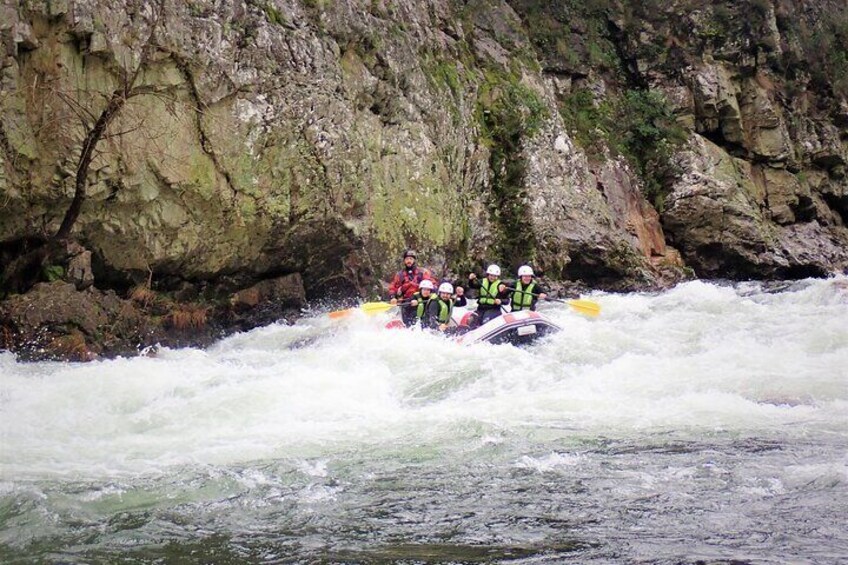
xmin=1 ymin=278 xmax=847 ymax=563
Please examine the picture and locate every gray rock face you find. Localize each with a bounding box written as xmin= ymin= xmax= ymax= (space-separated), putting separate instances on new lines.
xmin=664 ymin=136 xmax=848 ymax=278
xmin=230 ymin=273 xmax=306 ymax=311
xmin=0 ymin=0 xmax=671 ymax=297
xmin=1 ymin=0 xmax=847 ymax=305
xmin=65 ymin=243 xmax=95 ymax=290
xmin=609 ymin=0 xmax=848 ymax=279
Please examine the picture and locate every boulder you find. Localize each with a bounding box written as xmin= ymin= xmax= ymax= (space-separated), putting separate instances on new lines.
xmin=230 ymin=273 xmax=307 ymax=311
xmin=0 ymin=281 xmax=152 ymax=361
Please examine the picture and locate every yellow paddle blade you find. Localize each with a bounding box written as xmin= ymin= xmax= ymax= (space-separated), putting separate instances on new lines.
xmin=328 ymin=301 xmax=397 ymax=319
xmin=360 ymin=301 xmax=397 ymax=315
xmin=567 ymin=299 xmax=601 ymax=317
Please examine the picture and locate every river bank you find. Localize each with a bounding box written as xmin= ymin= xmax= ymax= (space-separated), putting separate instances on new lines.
xmin=0 ymin=266 xmax=603 ymax=361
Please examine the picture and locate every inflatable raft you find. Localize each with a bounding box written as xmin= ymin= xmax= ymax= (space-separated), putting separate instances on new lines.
xmin=452 ymin=309 xmax=561 ymax=346
xmin=383 ymin=305 xmax=562 ymax=345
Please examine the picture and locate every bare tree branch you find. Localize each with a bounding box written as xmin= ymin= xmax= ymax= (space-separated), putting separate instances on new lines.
xmin=52 ymin=0 xmax=166 ymax=243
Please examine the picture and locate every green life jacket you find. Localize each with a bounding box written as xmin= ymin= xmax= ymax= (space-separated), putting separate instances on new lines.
xmin=511 ymin=281 xmax=536 ymax=311
xmin=414 ymin=292 xmax=432 ymax=318
xmin=434 ymin=297 xmax=454 ymax=324
xmin=479 ymin=278 xmax=501 ymax=306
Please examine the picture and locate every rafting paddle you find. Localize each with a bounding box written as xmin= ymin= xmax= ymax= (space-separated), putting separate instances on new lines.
xmin=505 ymin=287 xmax=601 ymax=317
xmin=328 ymin=300 xmax=404 ymax=319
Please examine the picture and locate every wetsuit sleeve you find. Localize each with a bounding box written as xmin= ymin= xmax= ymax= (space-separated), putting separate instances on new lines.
xmin=530 ymin=283 xmax=545 ymax=308
xmin=498 ymin=284 xmax=511 ymax=305
xmin=422 ymin=299 xmax=440 ymax=329
xmin=388 ymin=273 xmax=402 ymax=297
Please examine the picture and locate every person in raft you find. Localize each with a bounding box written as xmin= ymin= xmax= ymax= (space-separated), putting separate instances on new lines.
xmin=423 ymin=282 xmax=456 ymax=333
xmin=509 ymin=265 xmax=547 ymax=311
xmin=467 ymin=264 xmax=510 ymax=325
xmin=388 ymin=249 xmax=434 ymax=327
xmin=452 ymin=283 xmax=468 ymax=307
xmin=409 ymin=279 xmax=435 ymax=324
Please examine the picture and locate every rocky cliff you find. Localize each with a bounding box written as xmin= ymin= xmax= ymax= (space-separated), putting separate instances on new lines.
xmin=1 ymin=0 xmax=847 ymax=357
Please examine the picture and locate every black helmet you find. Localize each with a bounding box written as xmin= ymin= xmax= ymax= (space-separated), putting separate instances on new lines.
xmin=403 ymin=249 xmax=417 ymax=259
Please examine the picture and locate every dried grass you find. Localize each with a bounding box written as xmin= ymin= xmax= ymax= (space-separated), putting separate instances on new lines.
xmin=1 ymin=326 xmax=14 ymax=349
xmin=165 ymin=304 xmax=208 ymax=330
xmin=129 ymin=284 xmax=156 ymax=307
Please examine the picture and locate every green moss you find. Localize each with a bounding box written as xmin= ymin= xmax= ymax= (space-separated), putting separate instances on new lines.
xmin=42 ymin=265 xmax=65 ymax=282
xmin=617 ymin=90 xmax=687 ymax=209
xmin=350 ymin=32 xmax=383 ymax=70
xmin=369 ymin=169 xmax=462 ymax=250
xmin=475 ymin=68 xmax=549 ymax=266
xmin=302 ymin=0 xmax=328 ymax=10
xmin=431 ymin=61 xmax=461 ymax=98
xmin=187 ymin=2 xmax=201 ymax=17
xmin=263 ymin=3 xmax=285 ymax=26
xmin=514 ymin=0 xmax=619 ymax=75
xmin=801 ymin=13 xmax=848 ymax=97
xmin=559 ymin=87 xmax=685 ymax=209
xmin=239 ymin=198 xmax=258 ymax=221
xmin=587 ymin=40 xmax=616 ymax=68
xmin=558 ymin=88 xmax=611 ymax=151
xmin=477 ymin=68 xmax=548 ymax=142
xmin=420 ymin=56 xmax=468 ymax=126
xmin=186 ymin=154 xmax=218 ymax=198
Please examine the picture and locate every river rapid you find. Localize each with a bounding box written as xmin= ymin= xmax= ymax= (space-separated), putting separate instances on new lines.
xmin=1 ymin=278 xmax=847 ymax=564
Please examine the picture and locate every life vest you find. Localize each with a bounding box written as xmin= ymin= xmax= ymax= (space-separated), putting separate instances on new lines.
xmin=413 ymin=292 xmax=432 ymax=318
xmin=479 ymin=278 xmax=502 ymax=306
xmin=511 ymin=281 xmax=536 ymax=311
xmin=434 ymin=297 xmax=454 ymax=324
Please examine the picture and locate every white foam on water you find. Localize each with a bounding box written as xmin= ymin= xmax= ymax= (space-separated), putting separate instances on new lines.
xmin=1 ymin=278 xmax=846 ymax=479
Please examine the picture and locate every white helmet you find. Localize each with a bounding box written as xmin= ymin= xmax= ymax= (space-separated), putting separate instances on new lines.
xmin=438 ymin=282 xmax=454 ymax=294
xmin=518 ymin=265 xmax=534 ymax=277
xmin=486 ymin=264 xmax=501 ymax=276
xmin=419 ymin=279 xmax=434 ymax=290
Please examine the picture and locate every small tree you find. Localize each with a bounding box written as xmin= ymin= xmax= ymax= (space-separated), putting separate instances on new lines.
xmin=1 ymin=0 xmax=172 ymax=294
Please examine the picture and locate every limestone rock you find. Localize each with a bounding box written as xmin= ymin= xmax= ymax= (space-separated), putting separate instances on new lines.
xmin=664 ymin=135 xmax=848 ymax=278
xmin=690 ymin=63 xmax=744 ymax=145
xmin=739 ymin=76 xmax=793 ymax=162
xmin=65 ymin=243 xmax=95 ymax=290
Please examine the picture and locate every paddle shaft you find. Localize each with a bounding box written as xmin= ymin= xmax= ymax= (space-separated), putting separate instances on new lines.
xmin=504 ymin=286 xmax=601 ymax=315
xmin=329 ymin=299 xmax=407 ymax=319
xmin=503 ymin=286 xmax=555 ymax=301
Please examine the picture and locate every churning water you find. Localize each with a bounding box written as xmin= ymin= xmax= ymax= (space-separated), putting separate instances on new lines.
xmin=1 ymin=278 xmax=847 ymax=564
